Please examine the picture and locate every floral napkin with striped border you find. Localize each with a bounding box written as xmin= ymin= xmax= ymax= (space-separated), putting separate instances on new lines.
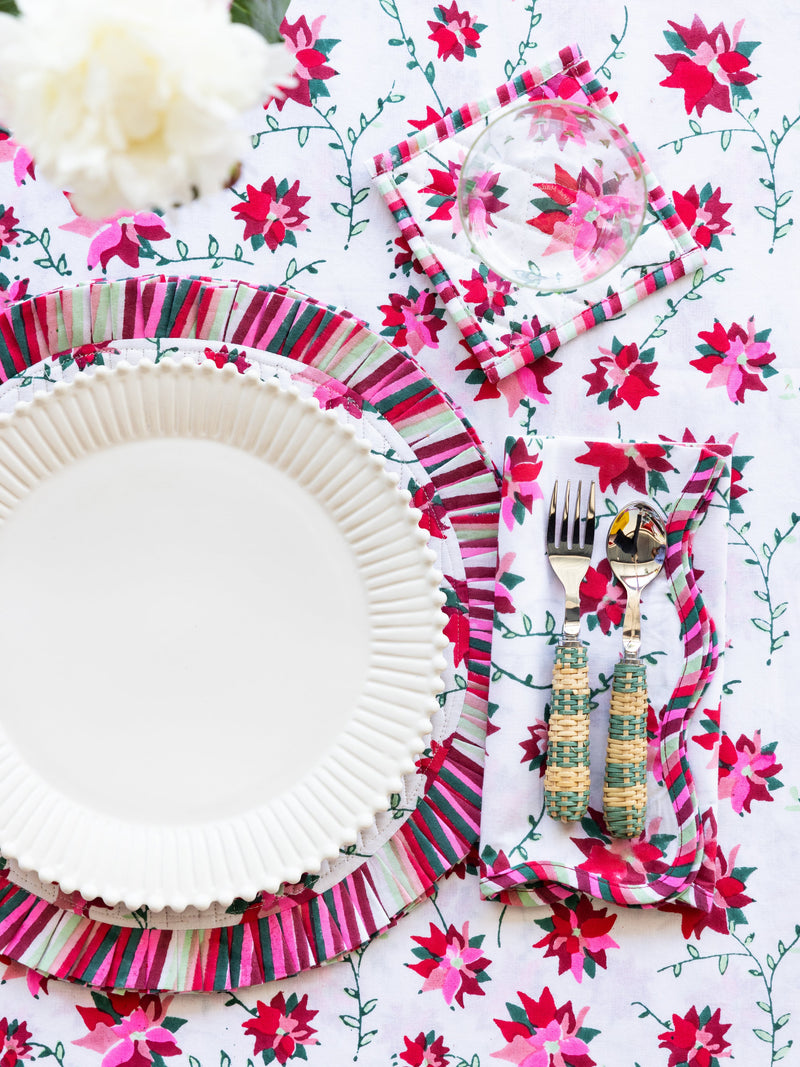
xmin=479 ymin=434 xmax=731 ymax=917
xmin=368 ymin=44 xmax=706 ymax=383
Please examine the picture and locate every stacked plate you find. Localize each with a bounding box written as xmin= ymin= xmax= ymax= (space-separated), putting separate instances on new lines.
xmin=0 ymin=279 xmax=499 ymax=991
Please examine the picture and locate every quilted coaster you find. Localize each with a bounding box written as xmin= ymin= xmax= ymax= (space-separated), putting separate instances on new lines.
xmin=368 ymin=44 xmax=706 ymax=383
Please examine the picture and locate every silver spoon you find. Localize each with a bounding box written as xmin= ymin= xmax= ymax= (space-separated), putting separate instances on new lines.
xmin=603 ymin=501 xmax=667 ymax=838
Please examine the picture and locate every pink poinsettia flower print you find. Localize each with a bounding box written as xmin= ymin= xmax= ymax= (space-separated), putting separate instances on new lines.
xmin=408 ymin=104 xmax=454 ymax=131
xmin=656 ymin=16 xmax=758 ymax=117
xmin=204 ymin=345 xmax=251 ymax=374
xmin=0 ymin=1017 xmax=33 ymax=1066
xmin=408 ymin=921 xmax=491 ymax=1007
xmin=533 ymin=895 xmax=619 ymax=982
xmin=519 ymin=719 xmax=548 ymax=776
xmin=232 ymin=177 xmax=310 ymax=252
xmin=584 ymin=340 xmax=659 ymax=410
xmin=462 ymin=168 xmax=509 ymax=239
xmin=718 ymin=730 xmax=782 ymax=814
xmin=242 ymin=992 xmax=318 ymax=1065
xmin=0 ymin=278 xmax=27 ymax=312
xmin=379 ymin=286 xmax=446 ymax=355
xmin=420 ymin=159 xmax=462 ymax=226
xmin=427 ymin=2 xmax=485 ymax=62
xmin=461 ymin=264 xmax=517 ymax=323
xmin=74 ymin=995 xmax=181 ymax=1067
xmin=571 ymin=810 xmax=672 ymax=883
xmin=576 ymin=441 xmax=674 ymax=495
xmin=0 ymin=952 xmax=49 ymax=996
xmin=0 ymin=132 xmax=34 ymax=186
xmin=271 ymin=15 xmax=338 ymax=110
xmin=658 ymin=1005 xmax=732 ymax=1067
xmin=662 ymin=836 xmax=754 ymax=939
xmin=61 ymin=208 xmax=170 ymax=270
xmin=400 ymin=1031 xmax=451 ymax=1067
xmin=492 ymin=987 xmax=597 ymax=1067
xmin=673 ymin=184 xmax=733 ymax=250
xmin=528 ymin=163 xmax=638 ymax=269
xmin=691 ymin=317 xmax=776 ymax=402
xmin=0 ymin=205 xmax=18 ymax=248
xmin=501 ymin=438 xmax=543 ymax=530
xmin=579 ymin=559 xmax=625 ymax=634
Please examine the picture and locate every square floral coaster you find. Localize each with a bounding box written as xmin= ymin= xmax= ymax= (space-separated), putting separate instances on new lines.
xmin=368 ymin=44 xmax=706 ymax=383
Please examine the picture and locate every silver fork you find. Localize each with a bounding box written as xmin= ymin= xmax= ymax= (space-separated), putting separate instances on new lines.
xmin=543 ymin=480 xmax=595 ymax=823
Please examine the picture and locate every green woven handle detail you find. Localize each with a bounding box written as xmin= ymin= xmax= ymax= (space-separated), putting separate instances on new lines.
xmin=544 ymin=643 xmax=591 ymax=823
xmin=603 ymin=660 xmax=648 ymax=839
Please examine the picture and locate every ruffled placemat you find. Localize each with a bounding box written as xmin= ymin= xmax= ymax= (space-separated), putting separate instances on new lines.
xmin=479 ymin=435 xmax=730 ymax=911
xmin=0 ymin=277 xmax=499 ymax=991
xmin=368 ymin=43 xmax=706 ymax=383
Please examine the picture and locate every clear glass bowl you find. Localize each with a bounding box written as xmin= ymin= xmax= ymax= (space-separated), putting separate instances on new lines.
xmin=457 ymin=99 xmax=647 ymax=293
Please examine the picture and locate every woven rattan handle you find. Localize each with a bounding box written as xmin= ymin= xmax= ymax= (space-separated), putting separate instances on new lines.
xmin=544 ymin=643 xmax=591 ymax=822
xmin=603 ymin=659 xmax=648 ymax=838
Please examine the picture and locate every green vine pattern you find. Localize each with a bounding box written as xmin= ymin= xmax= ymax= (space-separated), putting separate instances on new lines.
xmin=728 ymin=511 xmax=799 ymax=665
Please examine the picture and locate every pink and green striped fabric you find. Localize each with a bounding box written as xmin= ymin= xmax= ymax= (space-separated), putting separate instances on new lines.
xmin=0 ymin=276 xmax=499 ymax=992
xmin=368 ymin=43 xmax=706 ymax=383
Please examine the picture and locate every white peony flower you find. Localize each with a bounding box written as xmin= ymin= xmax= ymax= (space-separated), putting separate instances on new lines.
xmin=0 ymin=0 xmax=296 ymax=218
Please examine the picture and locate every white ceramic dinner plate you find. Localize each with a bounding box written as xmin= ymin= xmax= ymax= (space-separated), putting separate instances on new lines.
xmin=0 ymin=359 xmax=446 ymax=911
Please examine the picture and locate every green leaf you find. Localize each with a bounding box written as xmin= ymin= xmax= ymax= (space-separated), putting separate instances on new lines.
xmin=689 ymin=119 xmax=702 ymax=134
xmin=752 ymin=619 xmax=770 ymax=632
xmin=265 ymin=114 xmax=279 ymax=131
xmin=776 ymin=1014 xmax=791 ymax=1028
xmin=229 ymin=0 xmax=291 ymax=44
xmin=176 ymin=239 xmax=189 ymax=260
xmin=220 ymin=1052 xmax=231 ymax=1067
xmin=721 ymin=129 xmax=732 ymax=150
xmin=339 ymin=1014 xmax=359 ymax=1028
xmin=672 ymin=962 xmax=682 ymax=977
xmin=352 ymin=188 xmax=370 ymax=204
xmin=504 ymin=60 xmax=514 ymax=78
xmin=687 ymin=944 xmax=700 ymax=958
xmin=379 ymin=0 xmax=397 ymax=15
xmin=673 ymin=139 xmax=683 ymax=154
xmin=776 ymin=190 xmax=793 ymax=207
xmin=41 ymin=227 xmax=51 ymax=249
xmin=285 ymin=258 xmax=297 ymax=279
xmin=424 ymin=61 xmax=436 ymax=84
xmin=207 ymin=235 xmax=219 ymax=257
xmin=350 ymin=219 xmax=369 ymax=236
xmin=775 ymin=1046 xmax=793 ymax=1061
xmin=0 ymin=0 xmax=20 ymax=13
xmin=755 ymin=205 xmax=776 ymax=220
xmin=770 ymin=129 xmax=780 ymax=145
xmin=718 ymin=954 xmax=729 ymax=974
xmin=297 ymin=126 xmax=309 ymax=147
xmin=753 ymin=1029 xmax=772 ymax=1042
xmin=692 ymin=267 xmax=704 ymax=287
xmin=332 ymin=202 xmax=350 ymax=216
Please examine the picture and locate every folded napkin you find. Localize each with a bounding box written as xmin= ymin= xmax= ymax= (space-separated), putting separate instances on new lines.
xmin=368 ymin=44 xmax=705 ymax=383
xmin=479 ymin=435 xmax=731 ymax=911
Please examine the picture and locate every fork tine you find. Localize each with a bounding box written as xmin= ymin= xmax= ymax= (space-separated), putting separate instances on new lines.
xmin=572 ymin=481 xmax=582 ymax=549
xmin=585 ymin=481 xmax=596 ymax=550
xmin=561 ymin=481 xmax=570 ymax=549
xmin=547 ymin=481 xmax=558 ymax=549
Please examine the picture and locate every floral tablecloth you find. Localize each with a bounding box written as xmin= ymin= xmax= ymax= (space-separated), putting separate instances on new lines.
xmin=0 ymin=2 xmax=798 ymax=1066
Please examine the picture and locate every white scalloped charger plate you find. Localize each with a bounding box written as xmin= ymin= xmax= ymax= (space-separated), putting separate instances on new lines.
xmin=0 ymin=359 xmax=446 ymax=911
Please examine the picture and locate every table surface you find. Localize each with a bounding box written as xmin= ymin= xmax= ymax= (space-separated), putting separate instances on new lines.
xmin=1 ymin=2 xmax=798 ymax=1065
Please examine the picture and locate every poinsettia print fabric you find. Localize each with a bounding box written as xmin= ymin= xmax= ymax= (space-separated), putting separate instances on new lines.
xmin=0 ymin=0 xmax=799 ymax=1065
xmin=480 ymin=435 xmax=730 ymax=910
